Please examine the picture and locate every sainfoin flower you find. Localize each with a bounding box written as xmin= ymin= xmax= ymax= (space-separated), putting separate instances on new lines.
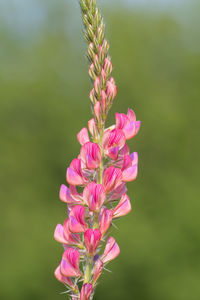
xmin=54 ymin=0 xmax=141 ymax=299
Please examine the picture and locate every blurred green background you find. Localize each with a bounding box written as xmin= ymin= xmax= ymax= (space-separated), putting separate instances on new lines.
xmin=0 ymin=0 xmax=200 ymax=299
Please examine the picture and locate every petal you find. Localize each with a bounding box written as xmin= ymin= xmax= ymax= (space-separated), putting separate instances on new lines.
xmin=66 ymin=159 xmax=84 ymax=186
xmin=83 ymin=183 xmax=105 ymax=211
xmin=59 ymin=184 xmax=82 ymax=204
xmin=94 ymin=101 xmax=101 ymax=121
xmin=130 ymin=152 xmax=138 ymax=165
xmin=54 ymin=224 xmax=68 ymax=244
xmin=80 ymin=142 xmax=101 ymax=170
xmin=127 ymin=108 xmax=136 ymax=122
xmin=69 ymin=205 xmax=88 ymax=233
xmin=99 ymin=208 xmax=113 ymax=236
xmin=108 ymin=146 xmax=119 ymax=160
xmin=77 ymin=127 xmax=90 ymax=146
xmin=54 ymin=264 xmax=74 ymax=286
xmin=84 ymin=228 xmax=102 ymax=255
xmin=103 ymin=167 xmax=122 ymax=193
xmin=109 ymin=182 xmax=127 ymax=201
xmin=115 ymin=113 xmax=129 ymax=129
xmin=122 ymin=164 xmax=138 ymax=182
xmin=101 ymin=237 xmax=120 ymax=263
xmin=63 ymin=219 xmax=81 ymax=245
xmin=61 ymin=248 xmax=81 ymax=277
xmin=93 ymin=258 xmax=103 ymax=284
xmin=113 ymin=194 xmax=132 ymax=218
xmin=80 ymin=283 xmax=93 ymax=300
xmin=88 ymin=118 xmax=98 ymax=138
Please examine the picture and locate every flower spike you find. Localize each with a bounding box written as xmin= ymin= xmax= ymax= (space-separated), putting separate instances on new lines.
xmin=54 ymin=0 xmax=140 ymax=298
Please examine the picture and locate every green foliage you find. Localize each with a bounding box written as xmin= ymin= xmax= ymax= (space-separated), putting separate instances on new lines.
xmin=0 ymin=2 xmax=200 ymax=300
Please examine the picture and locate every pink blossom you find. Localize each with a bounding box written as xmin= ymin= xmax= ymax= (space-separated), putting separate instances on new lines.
xmin=83 ymin=183 xmax=105 ymax=212
xmin=115 ymin=108 xmax=141 ymax=140
xmin=77 ymin=127 xmax=90 ymax=146
xmin=101 ymin=236 xmax=120 ymax=263
xmin=80 ymin=283 xmax=93 ymax=300
xmin=99 ymin=208 xmax=113 ymax=236
xmin=103 ymin=166 xmax=122 ymax=193
xmin=59 ymin=184 xmax=82 ymax=205
xmin=67 ymin=158 xmax=85 ymax=186
xmin=84 ymin=228 xmax=102 ymax=255
xmin=88 ymin=118 xmax=98 ymax=138
xmin=54 ymin=264 xmax=74 ymax=286
xmin=113 ymin=194 xmax=131 ymax=218
xmin=69 ymin=205 xmax=88 ymax=233
xmin=60 ymin=248 xmax=81 ymax=277
xmin=103 ymin=128 xmax=126 ymax=160
xmin=80 ymin=142 xmax=101 ymax=170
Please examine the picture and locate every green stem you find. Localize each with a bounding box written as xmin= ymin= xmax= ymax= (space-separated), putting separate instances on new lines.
xmin=83 ymin=256 xmax=93 ymax=283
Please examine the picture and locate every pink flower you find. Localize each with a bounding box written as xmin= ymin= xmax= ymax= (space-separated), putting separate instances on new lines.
xmin=67 ymin=159 xmax=85 ymax=186
xmin=80 ymin=283 xmax=93 ymax=300
xmin=103 ymin=128 xmax=126 ymax=160
xmin=83 ymin=183 xmax=105 ymax=212
xmin=54 ymin=264 xmax=74 ymax=286
xmin=101 ymin=237 xmax=120 ymax=263
xmin=93 ymin=258 xmax=104 ymax=284
xmin=84 ymin=228 xmax=102 ymax=255
xmin=77 ymin=127 xmax=90 ymax=146
xmin=99 ymin=208 xmax=113 ymax=236
xmin=59 ymin=184 xmax=82 ymax=205
xmin=122 ymin=152 xmax=138 ymax=182
xmin=54 ymin=219 xmax=81 ymax=245
xmin=60 ymin=248 xmax=82 ymax=277
xmin=69 ymin=205 xmax=88 ymax=233
xmin=113 ymin=194 xmax=131 ymax=218
xmin=115 ymin=108 xmax=141 ymax=140
xmin=80 ymin=142 xmax=101 ymax=170
xmin=103 ymin=166 xmax=122 ymax=193
xmin=108 ymin=182 xmax=127 ymax=201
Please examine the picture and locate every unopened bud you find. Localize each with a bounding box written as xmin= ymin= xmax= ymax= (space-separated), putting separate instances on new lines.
xmin=104 ymin=57 xmax=113 ymax=77
xmin=106 ymin=77 xmax=117 ymax=102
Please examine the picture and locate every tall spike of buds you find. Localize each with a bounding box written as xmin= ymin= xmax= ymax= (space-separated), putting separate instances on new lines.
xmin=54 ymin=1 xmax=141 ymax=299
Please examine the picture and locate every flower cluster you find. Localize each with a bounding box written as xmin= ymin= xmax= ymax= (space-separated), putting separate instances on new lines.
xmin=54 ymin=1 xmax=140 ymax=299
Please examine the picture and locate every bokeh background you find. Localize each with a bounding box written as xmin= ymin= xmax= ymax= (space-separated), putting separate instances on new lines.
xmin=0 ymin=0 xmax=200 ymax=299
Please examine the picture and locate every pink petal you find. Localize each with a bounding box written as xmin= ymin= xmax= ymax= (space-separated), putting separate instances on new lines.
xmin=130 ymin=152 xmax=138 ymax=165
xmin=77 ymin=127 xmax=90 ymax=146
xmin=113 ymin=194 xmax=132 ymax=218
xmin=115 ymin=113 xmax=129 ymax=129
xmin=63 ymin=219 xmax=81 ymax=245
xmin=93 ymin=258 xmax=103 ymax=284
xmin=59 ymin=184 xmax=82 ymax=204
xmin=101 ymin=237 xmax=120 ymax=263
xmin=99 ymin=208 xmax=113 ymax=236
xmin=69 ymin=205 xmax=88 ymax=233
xmin=108 ymin=146 xmax=119 ymax=160
xmin=94 ymin=101 xmax=101 ymax=121
xmin=127 ymin=108 xmax=136 ymax=122
xmin=106 ymin=77 xmax=117 ymax=100
xmin=109 ymin=182 xmax=127 ymax=201
xmin=54 ymin=224 xmax=68 ymax=244
xmin=61 ymin=248 xmax=81 ymax=277
xmin=88 ymin=118 xmax=98 ymax=138
xmin=80 ymin=283 xmax=93 ymax=300
xmin=122 ymin=164 xmax=138 ymax=182
xmin=54 ymin=264 xmax=74 ymax=286
xmin=66 ymin=159 xmax=85 ymax=186
xmin=121 ymin=155 xmax=132 ymax=171
xmin=80 ymin=142 xmax=101 ymax=170
xmin=84 ymin=228 xmax=102 ymax=255
xmin=103 ymin=166 xmax=122 ymax=193
xmin=83 ymin=183 xmax=105 ymax=211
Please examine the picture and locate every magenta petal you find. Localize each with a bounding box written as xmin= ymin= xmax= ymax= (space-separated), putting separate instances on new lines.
xmin=69 ymin=205 xmax=88 ymax=233
xmin=108 ymin=146 xmax=119 ymax=160
xmin=54 ymin=224 xmax=68 ymax=244
xmin=103 ymin=166 xmax=122 ymax=193
xmin=54 ymin=264 xmax=74 ymax=286
xmin=122 ymin=155 xmax=132 ymax=171
xmin=130 ymin=152 xmax=138 ymax=165
xmin=66 ymin=159 xmax=84 ymax=186
xmin=84 ymin=228 xmax=102 ymax=255
xmin=63 ymin=219 xmax=81 ymax=245
xmin=109 ymin=182 xmax=127 ymax=201
xmin=101 ymin=237 xmax=120 ymax=263
xmin=115 ymin=112 xmax=129 ymax=129
xmin=61 ymin=248 xmax=81 ymax=277
xmin=127 ymin=108 xmax=136 ymax=122
xmin=83 ymin=183 xmax=105 ymax=211
xmin=59 ymin=184 xmax=82 ymax=204
xmin=77 ymin=127 xmax=90 ymax=146
xmin=122 ymin=164 xmax=138 ymax=182
xmin=99 ymin=208 xmax=113 ymax=236
xmin=113 ymin=194 xmax=132 ymax=218
xmin=80 ymin=283 xmax=93 ymax=300
xmin=80 ymin=142 xmax=101 ymax=170
xmin=88 ymin=118 xmax=98 ymax=138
